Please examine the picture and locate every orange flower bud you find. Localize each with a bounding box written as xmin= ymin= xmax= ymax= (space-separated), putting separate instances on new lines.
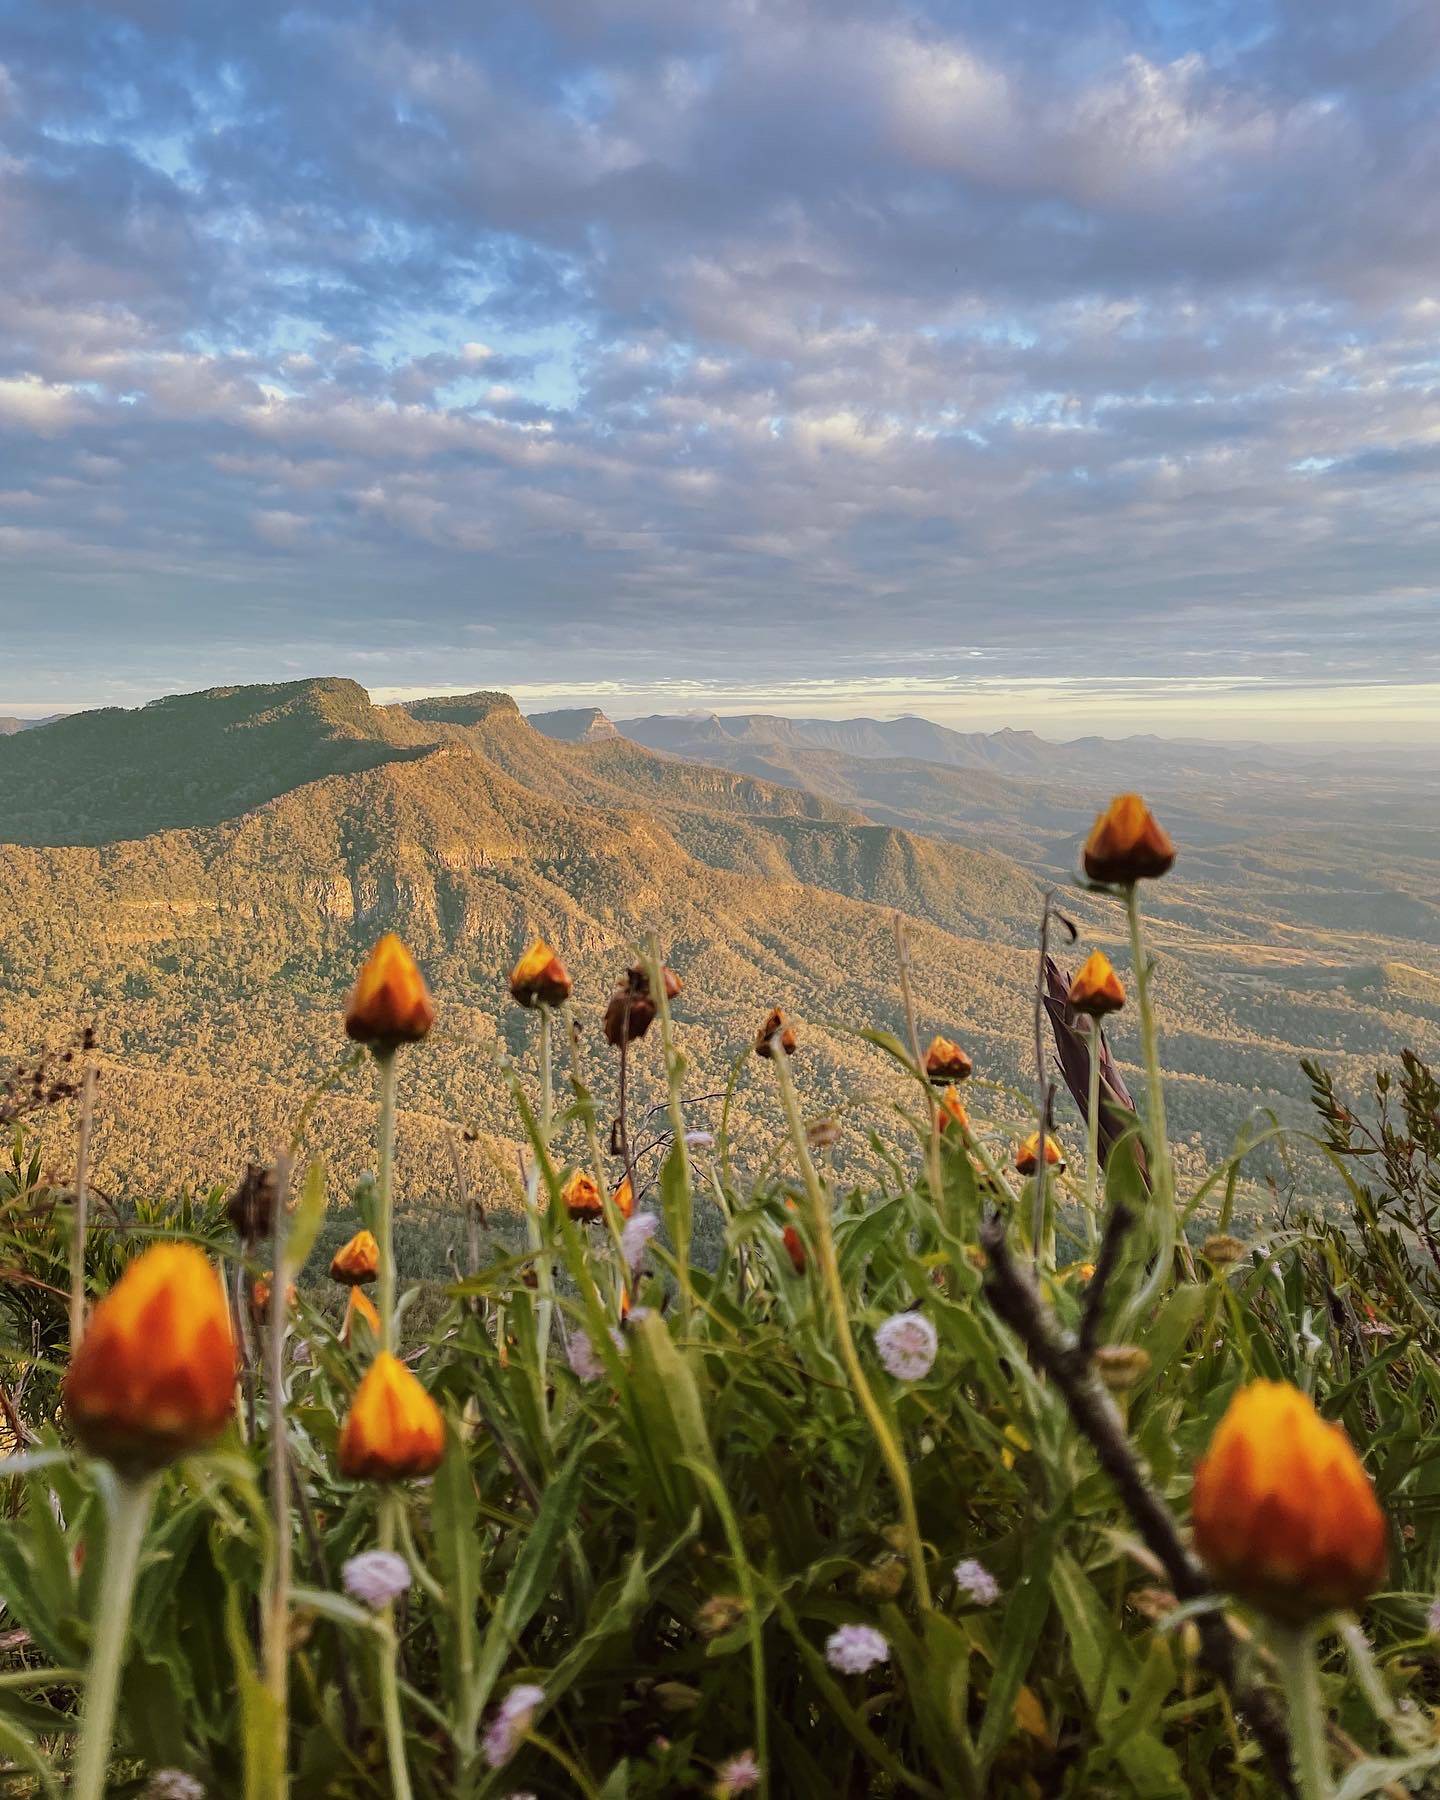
xmin=782 ymin=1224 xmax=806 ymax=1276
xmin=612 ymin=1175 xmax=635 ymax=1220
xmin=1082 ymin=794 xmax=1175 ymax=885
xmin=603 ymin=962 xmax=682 ymax=1046
xmin=754 ymin=1008 xmax=798 ymax=1058
xmin=508 ymin=937 xmax=573 ymax=1009
xmin=330 ymin=1229 xmax=380 ymax=1286
xmin=562 ymin=1168 xmax=604 ymax=1220
xmin=1192 ymin=1381 xmax=1386 ymax=1621
xmin=226 ymin=1162 xmax=277 ymax=1243
xmin=938 ymin=1086 xmax=970 ymax=1134
xmin=250 ymin=1274 xmax=296 ymax=1313
xmin=923 ymin=1035 xmax=972 ymax=1084
xmin=344 ymin=933 xmax=436 ymax=1049
xmin=337 ymin=1352 xmax=446 ymax=1482
xmin=1015 ymin=1132 xmax=1065 ymax=1175
xmin=342 ymin=1285 xmax=381 ymax=1347
xmin=65 ymin=1243 xmax=236 ymax=1473
xmin=1066 ymin=951 xmax=1126 ymax=1017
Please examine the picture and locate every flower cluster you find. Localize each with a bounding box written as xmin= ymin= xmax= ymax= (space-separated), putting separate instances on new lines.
xmin=482 ymin=1683 xmax=546 ymax=1769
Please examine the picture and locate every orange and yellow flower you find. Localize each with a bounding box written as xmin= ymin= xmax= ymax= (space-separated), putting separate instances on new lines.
xmin=1067 ymin=950 xmax=1126 ymax=1016
xmin=924 ymin=1035 xmax=973 ymax=1084
xmin=562 ymin=1168 xmax=604 ymax=1221
xmin=508 ymin=937 xmax=573 ymax=1009
xmin=938 ymin=1086 xmax=970 ymax=1135
xmin=1191 ymin=1381 xmax=1386 ymax=1620
xmin=330 ymin=1229 xmax=380 ymax=1286
xmin=1015 ymin=1132 xmax=1065 ymax=1176
xmin=344 ymin=933 xmax=436 ymax=1049
xmin=1082 ymin=794 xmax=1176 ymax=886
xmin=612 ymin=1174 xmax=635 ymax=1220
xmin=342 ymin=1285 xmax=382 ymax=1347
xmin=65 ymin=1243 xmax=236 ymax=1473
xmin=337 ymin=1352 xmax=446 ymax=1482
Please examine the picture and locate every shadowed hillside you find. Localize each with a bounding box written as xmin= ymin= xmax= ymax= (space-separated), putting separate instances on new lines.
xmin=3 ymin=679 xmax=1437 ymax=1232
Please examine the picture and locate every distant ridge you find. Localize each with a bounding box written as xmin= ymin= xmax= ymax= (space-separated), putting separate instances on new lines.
xmin=529 ymin=707 xmax=621 ymax=744
xmin=0 ymin=714 xmax=60 ymax=736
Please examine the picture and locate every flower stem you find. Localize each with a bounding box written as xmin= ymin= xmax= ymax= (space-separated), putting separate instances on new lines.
xmin=1269 ymin=1622 xmax=1332 ymax=1800
xmin=71 ymin=1471 xmax=158 ymax=1800
xmin=375 ymin=1049 xmax=398 ymax=1355
xmin=1123 ymin=887 xmax=1177 ymax=1321
xmin=533 ymin=1007 xmax=557 ymax=1390
xmin=1084 ymin=1024 xmax=1102 ymax=1253
xmin=377 ymin=1614 xmax=415 ymax=1800
xmin=769 ymin=1047 xmax=930 ymax=1609
xmin=69 ymin=1063 xmax=96 ymax=1351
xmin=264 ymin=1151 xmax=293 ymax=1790
xmin=376 ymin=1489 xmax=414 ymax=1800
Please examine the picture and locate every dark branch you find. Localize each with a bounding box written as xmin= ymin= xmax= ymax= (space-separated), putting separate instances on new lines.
xmin=980 ymin=1214 xmax=1297 ymax=1798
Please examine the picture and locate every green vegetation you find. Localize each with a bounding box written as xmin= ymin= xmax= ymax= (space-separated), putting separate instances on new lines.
xmin=2 ymin=884 xmax=1440 ymax=1795
xmin=2 ymin=678 xmax=1436 ymax=1228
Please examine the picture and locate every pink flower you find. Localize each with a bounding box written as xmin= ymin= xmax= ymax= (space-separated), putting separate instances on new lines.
xmin=873 ymin=1312 xmax=937 ymax=1381
xmin=482 ymin=1683 xmax=545 ymax=1769
xmin=716 ymin=1748 xmax=762 ymax=1793
xmin=953 ymin=1558 xmax=1000 ymax=1606
xmin=341 ymin=1550 xmax=412 ymax=1609
xmin=824 ymin=1624 xmax=889 ymax=1674
xmin=622 ymin=1210 xmax=661 ymax=1271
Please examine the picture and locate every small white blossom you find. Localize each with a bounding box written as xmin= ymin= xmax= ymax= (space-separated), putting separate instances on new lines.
xmin=953 ymin=1559 xmax=1000 ymax=1606
xmin=622 ymin=1210 xmax=661 ymax=1270
xmin=627 ymin=1305 xmax=652 ymax=1324
xmin=1427 ymin=1597 xmax=1440 ymax=1638
xmin=873 ymin=1312 xmax=938 ymax=1381
xmin=716 ymin=1748 xmax=762 ymax=1793
xmin=825 ymin=1624 xmax=889 ymax=1675
xmin=565 ymin=1333 xmax=604 ymax=1381
xmin=342 ymin=1550 xmax=412 ymax=1609
xmin=482 ymin=1683 xmax=546 ymax=1769
xmin=685 ymin=1131 xmax=716 ymax=1148
xmin=145 ymin=1775 xmax=206 ymax=1800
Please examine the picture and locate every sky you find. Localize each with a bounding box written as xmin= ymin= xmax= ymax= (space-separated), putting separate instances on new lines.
xmin=1 ymin=0 xmax=1439 ymax=743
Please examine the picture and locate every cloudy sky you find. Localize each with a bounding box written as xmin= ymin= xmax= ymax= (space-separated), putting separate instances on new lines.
xmin=2 ymin=0 xmax=1438 ymax=740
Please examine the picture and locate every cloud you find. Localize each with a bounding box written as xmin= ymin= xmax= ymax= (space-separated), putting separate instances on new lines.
xmin=0 ymin=0 xmax=1437 ymax=727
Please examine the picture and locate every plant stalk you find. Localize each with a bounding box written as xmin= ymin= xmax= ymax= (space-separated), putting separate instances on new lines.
xmin=375 ymin=1049 xmax=398 ymax=1355
xmin=71 ymin=1471 xmax=159 ymax=1800
xmin=1270 ymin=1623 xmax=1332 ymax=1800
xmin=1123 ymin=887 xmax=1177 ymax=1319
xmin=1084 ymin=1024 xmax=1102 ymax=1253
xmin=69 ymin=1063 xmax=96 ymax=1351
xmin=264 ymin=1150 xmax=293 ymax=1790
xmin=769 ymin=1048 xmax=930 ymax=1608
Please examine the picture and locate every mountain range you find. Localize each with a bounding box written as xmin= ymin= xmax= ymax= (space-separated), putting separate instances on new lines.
xmin=2 ymin=679 xmax=1436 ymax=1250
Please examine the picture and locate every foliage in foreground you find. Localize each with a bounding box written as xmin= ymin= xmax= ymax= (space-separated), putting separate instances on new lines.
xmin=2 ymin=832 xmax=1440 ymax=1797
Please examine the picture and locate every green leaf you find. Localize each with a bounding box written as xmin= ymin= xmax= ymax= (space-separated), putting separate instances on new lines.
xmin=431 ymin=1425 xmax=482 ymax=1711
xmin=287 ymin=1158 xmax=327 ymax=1272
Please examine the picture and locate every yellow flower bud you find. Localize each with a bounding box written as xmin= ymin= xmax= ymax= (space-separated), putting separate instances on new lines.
xmin=923 ymin=1035 xmax=973 ymax=1083
xmin=1015 ymin=1131 xmax=1064 ymax=1175
xmin=330 ymin=1229 xmax=380 ymax=1287
xmin=1082 ymin=794 xmax=1175 ymax=885
xmin=342 ymin=1285 xmax=381 ymax=1347
xmin=65 ymin=1244 xmax=236 ymax=1474
xmin=508 ymin=937 xmax=572 ymax=1008
xmin=344 ymin=933 xmax=436 ymax=1049
xmin=1067 ymin=950 xmax=1126 ymax=1016
xmin=337 ymin=1352 xmax=445 ymax=1482
xmin=1192 ymin=1381 xmax=1386 ymax=1621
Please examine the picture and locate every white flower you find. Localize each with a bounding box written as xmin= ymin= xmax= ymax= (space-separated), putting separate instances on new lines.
xmin=145 ymin=1775 xmax=205 ymax=1800
xmin=565 ymin=1329 xmax=623 ymax=1380
xmin=482 ymin=1682 xmax=546 ymax=1768
xmin=873 ymin=1312 xmax=938 ymax=1381
xmin=716 ymin=1748 xmax=762 ymax=1792
xmin=685 ymin=1131 xmax=715 ymax=1148
xmin=342 ymin=1550 xmax=412 ymax=1609
xmin=953 ymin=1559 xmax=1000 ymax=1606
xmin=622 ymin=1210 xmax=661 ymax=1271
xmin=824 ymin=1624 xmax=889 ymax=1675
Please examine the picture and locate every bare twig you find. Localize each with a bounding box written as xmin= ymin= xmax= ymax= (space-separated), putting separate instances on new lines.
xmin=1078 ymin=1202 xmax=1134 ymax=1357
xmin=980 ymin=1214 xmax=1297 ymax=1797
xmin=1031 ymin=896 xmax=1077 ymax=1269
xmin=69 ymin=1063 xmax=96 ymax=1349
